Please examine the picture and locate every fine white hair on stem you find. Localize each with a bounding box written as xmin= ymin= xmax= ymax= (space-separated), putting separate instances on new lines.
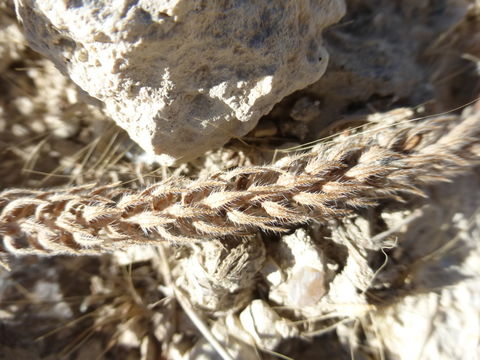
xmin=0 ymin=111 xmax=479 ymax=266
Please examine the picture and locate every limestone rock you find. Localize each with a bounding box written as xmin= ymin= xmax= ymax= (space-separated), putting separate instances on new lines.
xmin=372 ymin=207 xmax=480 ymax=360
xmin=14 ymin=0 xmax=346 ymax=163
xmin=264 ymin=229 xmax=329 ymax=310
xmin=267 ymin=0 xmax=472 ymax=138
xmin=237 ymin=299 xmax=298 ymax=350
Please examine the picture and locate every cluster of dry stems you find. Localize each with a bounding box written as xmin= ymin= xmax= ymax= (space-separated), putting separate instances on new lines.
xmin=0 ymin=111 xmax=479 ymax=268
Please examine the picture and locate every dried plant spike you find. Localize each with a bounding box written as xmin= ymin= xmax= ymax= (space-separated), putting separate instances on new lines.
xmin=0 ymin=111 xmax=479 ymax=259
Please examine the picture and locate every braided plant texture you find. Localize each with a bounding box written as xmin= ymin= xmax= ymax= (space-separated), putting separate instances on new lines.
xmin=1 ymin=111 xmax=479 ymax=266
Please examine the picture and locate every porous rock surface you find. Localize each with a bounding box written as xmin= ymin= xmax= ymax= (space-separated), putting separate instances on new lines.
xmin=15 ymin=0 xmax=346 ymax=163
xmin=265 ymin=0 xmax=474 ymax=138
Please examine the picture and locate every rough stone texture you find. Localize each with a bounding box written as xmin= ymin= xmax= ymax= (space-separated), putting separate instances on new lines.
xmin=366 ymin=170 xmax=480 ymax=360
xmin=14 ymin=0 xmax=346 ymax=163
xmin=264 ymin=0 xmax=475 ymax=139
xmin=376 ymin=283 xmax=480 ymax=360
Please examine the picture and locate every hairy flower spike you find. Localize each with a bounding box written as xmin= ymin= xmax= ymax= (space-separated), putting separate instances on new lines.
xmin=0 ymin=111 xmax=479 ymax=265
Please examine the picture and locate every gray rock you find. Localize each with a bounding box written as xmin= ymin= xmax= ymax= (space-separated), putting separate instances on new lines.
xmin=14 ymin=0 xmax=345 ymax=163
